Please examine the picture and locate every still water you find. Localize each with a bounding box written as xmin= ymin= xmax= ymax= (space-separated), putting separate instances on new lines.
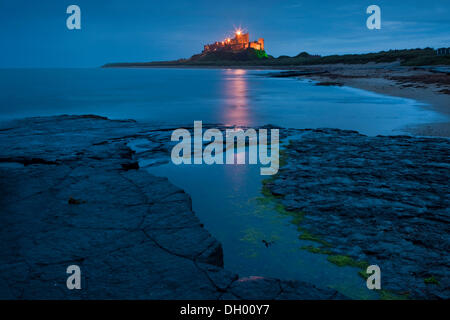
xmin=145 ymin=148 xmax=379 ymax=299
xmin=0 ymin=68 xmax=443 ymax=134
xmin=1 ymin=68 xmax=445 ymax=298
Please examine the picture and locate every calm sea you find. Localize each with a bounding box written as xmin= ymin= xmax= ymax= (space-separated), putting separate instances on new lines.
xmin=1 ymin=67 xmax=444 ymax=299
xmin=0 ymin=68 xmax=443 ymax=135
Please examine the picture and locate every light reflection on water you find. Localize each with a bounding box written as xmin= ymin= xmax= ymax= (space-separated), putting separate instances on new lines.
xmin=126 ymin=68 xmax=443 ymax=299
xmin=145 ymin=144 xmax=378 ymax=300
xmin=221 ymin=69 xmax=250 ymax=127
xmin=3 ymin=68 xmax=446 ymax=299
xmin=0 ymin=68 xmax=445 ymax=135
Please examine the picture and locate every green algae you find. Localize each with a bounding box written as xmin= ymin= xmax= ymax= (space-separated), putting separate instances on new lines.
xmin=424 ymin=276 xmax=439 ymax=285
xmin=327 ymin=255 xmax=369 ymax=269
xmin=258 ymin=142 xmax=377 ymax=299
xmin=301 ymin=245 xmax=332 ymax=255
xmin=299 ymin=230 xmax=332 ymax=247
xmin=379 ymin=290 xmax=409 ymax=300
xmin=258 ymin=142 xmax=414 ymax=301
xmin=358 ymin=269 xmax=370 ymax=280
xmin=260 ymin=176 xmax=280 ymax=199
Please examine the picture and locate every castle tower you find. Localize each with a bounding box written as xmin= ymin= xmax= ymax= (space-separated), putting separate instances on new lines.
xmin=235 ymin=32 xmax=249 ymax=44
xmin=258 ymin=38 xmax=264 ymax=51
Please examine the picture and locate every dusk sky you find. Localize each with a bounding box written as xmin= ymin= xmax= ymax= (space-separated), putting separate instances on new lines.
xmin=1 ymin=0 xmax=449 ymax=67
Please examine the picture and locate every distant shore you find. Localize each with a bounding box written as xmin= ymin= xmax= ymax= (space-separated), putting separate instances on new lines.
xmin=264 ymin=62 xmax=450 ymax=137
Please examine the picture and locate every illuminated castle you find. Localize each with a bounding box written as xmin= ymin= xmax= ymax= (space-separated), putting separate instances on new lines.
xmin=203 ymin=29 xmax=264 ymax=53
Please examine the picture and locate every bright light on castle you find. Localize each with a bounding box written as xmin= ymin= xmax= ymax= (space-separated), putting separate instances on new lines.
xmin=202 ymin=27 xmax=265 ymax=53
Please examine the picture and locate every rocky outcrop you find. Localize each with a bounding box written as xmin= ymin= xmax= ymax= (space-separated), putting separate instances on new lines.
xmin=0 ymin=115 xmax=344 ymax=299
xmin=265 ymin=128 xmax=450 ymax=299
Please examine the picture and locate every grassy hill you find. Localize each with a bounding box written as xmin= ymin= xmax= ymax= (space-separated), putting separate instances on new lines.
xmin=103 ymin=48 xmax=450 ymax=68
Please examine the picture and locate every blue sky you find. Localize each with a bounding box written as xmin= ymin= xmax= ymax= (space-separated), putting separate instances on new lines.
xmin=0 ymin=0 xmax=449 ymax=67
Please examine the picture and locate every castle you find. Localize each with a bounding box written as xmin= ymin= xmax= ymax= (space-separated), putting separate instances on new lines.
xmin=203 ymin=29 xmax=264 ymax=53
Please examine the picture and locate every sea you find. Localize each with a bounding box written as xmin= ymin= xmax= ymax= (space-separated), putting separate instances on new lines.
xmin=0 ymin=67 xmax=445 ymax=299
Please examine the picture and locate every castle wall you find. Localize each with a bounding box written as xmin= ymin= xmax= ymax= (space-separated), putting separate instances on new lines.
xmin=235 ymin=33 xmax=249 ymax=44
xmin=203 ymin=32 xmax=265 ymax=53
xmin=258 ymin=38 xmax=264 ymax=51
xmin=249 ymin=42 xmax=262 ymax=50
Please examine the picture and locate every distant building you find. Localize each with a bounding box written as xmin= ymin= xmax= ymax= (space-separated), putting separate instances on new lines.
xmin=203 ymin=29 xmax=264 ymax=53
xmin=436 ymin=47 xmax=450 ymax=56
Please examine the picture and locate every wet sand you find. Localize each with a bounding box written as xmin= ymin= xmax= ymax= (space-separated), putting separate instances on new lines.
xmin=265 ymin=62 xmax=450 ymax=137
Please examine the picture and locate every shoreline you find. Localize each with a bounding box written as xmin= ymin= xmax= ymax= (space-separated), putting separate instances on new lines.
xmin=0 ymin=115 xmax=345 ymax=299
xmin=106 ymin=62 xmax=450 ymax=137
xmin=1 ymin=115 xmax=448 ymax=299
xmin=274 ymin=63 xmax=449 ymax=136
xmin=264 ymin=128 xmax=450 ymax=299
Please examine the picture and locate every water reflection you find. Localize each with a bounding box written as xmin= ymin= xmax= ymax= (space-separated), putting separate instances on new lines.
xmin=221 ymin=69 xmax=251 ymax=126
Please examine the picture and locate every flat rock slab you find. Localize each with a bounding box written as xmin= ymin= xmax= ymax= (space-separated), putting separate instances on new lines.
xmin=0 ymin=115 xmax=344 ymax=299
xmin=265 ymin=128 xmax=450 ymax=299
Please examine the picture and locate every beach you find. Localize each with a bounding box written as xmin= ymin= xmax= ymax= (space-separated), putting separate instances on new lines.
xmin=264 ymin=62 xmax=450 ymax=136
xmin=104 ymin=62 xmax=450 ymax=136
xmin=0 ymin=66 xmax=448 ymax=299
xmin=2 ymin=0 xmax=449 ymax=309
